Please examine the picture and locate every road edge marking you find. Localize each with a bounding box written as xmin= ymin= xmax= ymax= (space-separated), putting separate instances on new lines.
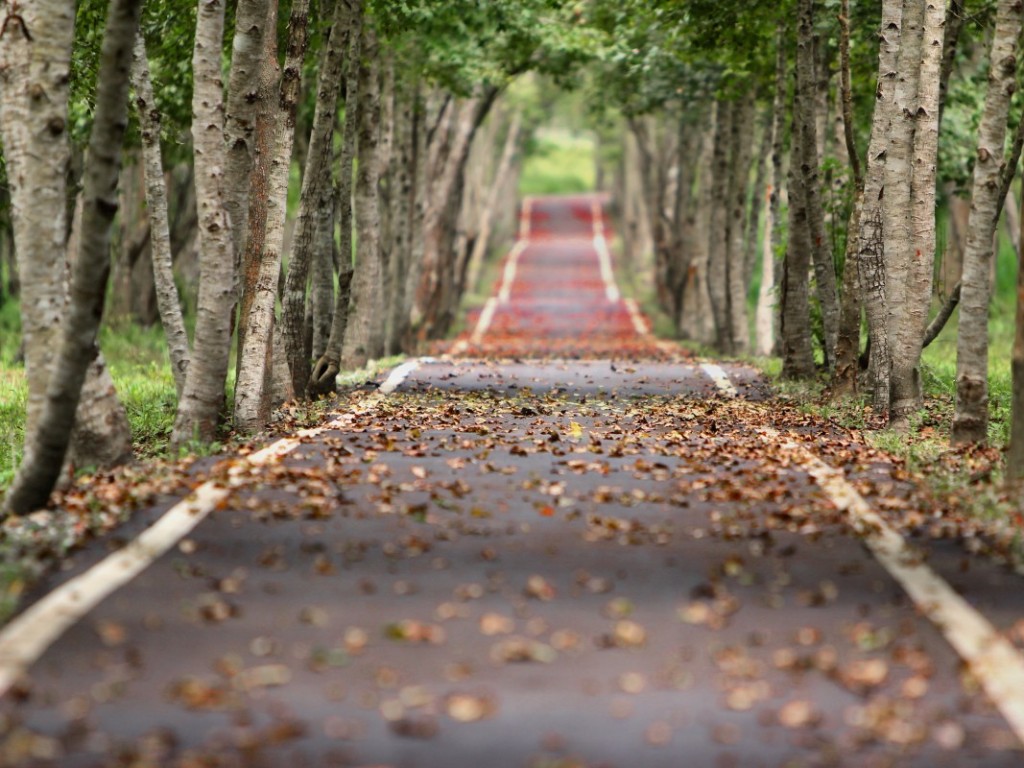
xmin=590 ymin=198 xmax=621 ymax=303
xmin=700 ymin=362 xmax=739 ymax=398
xmin=711 ymin=361 xmax=1024 ymax=745
xmin=497 ymin=241 xmax=527 ymax=305
xmin=0 ymin=358 xmax=426 ymax=697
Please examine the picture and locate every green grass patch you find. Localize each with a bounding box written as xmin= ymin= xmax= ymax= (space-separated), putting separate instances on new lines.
xmin=519 ymin=129 xmax=596 ymax=197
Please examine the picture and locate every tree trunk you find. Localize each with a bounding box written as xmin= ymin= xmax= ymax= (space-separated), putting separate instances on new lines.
xmin=857 ymin=0 xmax=904 ymax=411
xmin=4 ymin=0 xmax=139 ymax=516
xmin=309 ymin=0 xmax=363 ymax=393
xmin=889 ymin=0 xmax=945 ymax=429
xmin=726 ymin=97 xmax=755 ymax=355
xmin=384 ymin=79 xmax=418 ymax=355
xmin=758 ymin=25 xmax=788 ymax=358
xmin=781 ymin=101 xmax=816 ymax=380
xmin=707 ymin=99 xmax=733 ymax=354
xmin=132 ymin=37 xmax=190 ymax=395
xmin=881 ymin=0 xmax=925 ymax=417
xmin=465 ymin=111 xmax=522 ymax=295
xmin=341 ymin=23 xmax=383 ymax=370
xmin=280 ymin=0 xmax=351 ymax=399
xmin=797 ymin=0 xmax=840 ymax=369
xmin=223 ymin=0 xmax=272 ymax=267
xmin=952 ymin=0 xmax=1024 ymax=444
xmin=832 ymin=0 xmax=866 ymax=398
xmin=938 ymin=0 xmax=966 ymax=126
xmin=234 ymin=0 xmax=310 ymax=432
xmin=1007 ymin=164 xmax=1024 ymax=480
xmin=171 ymin=0 xmax=236 ymax=447
xmin=0 ymin=0 xmax=76 ymax=474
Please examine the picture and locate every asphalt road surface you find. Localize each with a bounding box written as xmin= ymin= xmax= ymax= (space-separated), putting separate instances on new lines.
xmin=2 ymin=195 xmax=1023 ymax=767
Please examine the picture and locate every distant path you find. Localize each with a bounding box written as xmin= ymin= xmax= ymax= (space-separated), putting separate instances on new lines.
xmin=2 ymin=195 xmax=1024 ymax=766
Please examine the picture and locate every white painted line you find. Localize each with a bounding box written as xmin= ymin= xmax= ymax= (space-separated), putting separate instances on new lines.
xmin=471 ymin=297 xmax=499 ymax=345
xmin=777 ymin=430 xmax=1024 ymax=745
xmin=705 ymin=364 xmax=1024 ymax=745
xmin=519 ymin=196 xmax=533 ymax=241
xmin=700 ymin=362 xmax=739 ymax=398
xmin=498 ymin=241 xmax=527 ymax=304
xmin=624 ymin=298 xmax=650 ymax=336
xmin=378 ymin=357 xmax=429 ymax=395
xmin=589 ymin=199 xmax=621 ymax=303
xmin=0 ymin=358 xmax=427 ymax=697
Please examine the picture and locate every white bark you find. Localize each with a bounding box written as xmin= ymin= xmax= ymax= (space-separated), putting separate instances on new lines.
xmin=235 ymin=0 xmax=310 ymax=431
xmin=953 ymin=0 xmax=1024 ymax=443
xmin=890 ymin=0 xmax=945 ymax=427
xmin=0 ymin=0 xmax=76 ymax=469
xmin=341 ymin=24 xmax=382 ymax=369
xmin=132 ymin=37 xmax=190 ymax=395
xmin=171 ymin=0 xmax=236 ymax=446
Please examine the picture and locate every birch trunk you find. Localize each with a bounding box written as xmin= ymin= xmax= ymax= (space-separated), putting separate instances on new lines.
xmin=832 ymin=0 xmax=865 ymax=398
xmin=757 ymin=26 xmax=788 ymax=358
xmin=465 ymin=111 xmax=522 ymax=296
xmin=890 ymin=0 xmax=945 ymax=428
xmin=171 ymin=0 xmax=236 ymax=446
xmin=223 ymin=0 xmax=272 ymax=265
xmin=132 ymin=38 xmax=190 ymax=395
xmin=4 ymin=0 xmax=139 ymax=515
xmin=0 ymin=0 xmax=76 ymax=474
xmin=952 ymin=0 xmax=1024 ymax=444
xmin=797 ymin=0 xmax=840 ymax=369
xmin=707 ymin=99 xmax=733 ymax=354
xmin=340 ymin=23 xmax=382 ymax=370
xmin=857 ymin=0 xmax=904 ymax=411
xmin=781 ymin=101 xmax=816 ymax=380
xmin=280 ymin=0 xmax=350 ymax=399
xmin=880 ymin=0 xmax=925 ymax=416
xmin=309 ymin=0 xmax=362 ymax=392
xmin=726 ymin=98 xmax=755 ymax=354
xmin=1008 ymin=169 xmax=1024 ymax=480
xmin=234 ymin=0 xmax=310 ymax=431
xmin=385 ymin=80 xmax=417 ymax=355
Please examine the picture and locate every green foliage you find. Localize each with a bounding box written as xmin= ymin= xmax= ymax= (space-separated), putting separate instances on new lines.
xmin=519 ymin=129 xmax=595 ymax=196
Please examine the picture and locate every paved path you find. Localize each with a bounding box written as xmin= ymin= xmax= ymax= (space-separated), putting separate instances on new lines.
xmin=2 ymin=196 xmax=1024 ymax=767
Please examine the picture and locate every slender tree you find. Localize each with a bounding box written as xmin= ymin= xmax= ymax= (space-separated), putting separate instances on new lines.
xmin=171 ymin=0 xmax=236 ymax=446
xmin=952 ymin=0 xmax=1024 ymax=443
xmin=4 ymin=0 xmax=140 ymax=515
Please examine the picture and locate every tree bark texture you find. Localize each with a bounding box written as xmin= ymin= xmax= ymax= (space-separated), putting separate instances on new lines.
xmin=341 ymin=23 xmax=383 ymax=370
xmin=797 ymin=0 xmax=840 ymax=369
xmin=171 ymin=0 xmax=236 ymax=447
xmin=707 ymin=99 xmax=733 ymax=354
xmin=857 ymin=0 xmax=904 ymax=411
xmin=832 ymin=0 xmax=865 ymax=398
xmin=309 ymin=0 xmax=363 ymax=392
xmin=4 ymin=0 xmax=139 ymax=515
xmin=890 ymin=0 xmax=945 ymax=428
xmin=0 ymin=0 xmax=76 ymax=474
xmin=234 ymin=0 xmax=310 ymax=432
xmin=384 ymin=80 xmax=418 ymax=355
xmin=953 ymin=0 xmax=1024 ymax=444
xmin=280 ymin=0 xmax=350 ymax=400
xmin=726 ymin=97 xmax=755 ymax=355
xmin=1007 ymin=163 xmax=1024 ymax=480
xmin=881 ymin=0 xmax=925 ymax=418
xmin=781 ymin=102 xmax=816 ymax=380
xmin=758 ymin=25 xmax=788 ymax=358
xmin=223 ymin=0 xmax=272 ymax=266
xmin=132 ymin=37 xmax=190 ymax=395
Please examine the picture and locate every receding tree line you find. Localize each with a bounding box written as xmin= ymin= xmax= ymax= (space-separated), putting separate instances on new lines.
xmin=3 ymin=0 xmax=1024 ymax=517
xmin=603 ymin=0 xmax=1024 ymax=474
